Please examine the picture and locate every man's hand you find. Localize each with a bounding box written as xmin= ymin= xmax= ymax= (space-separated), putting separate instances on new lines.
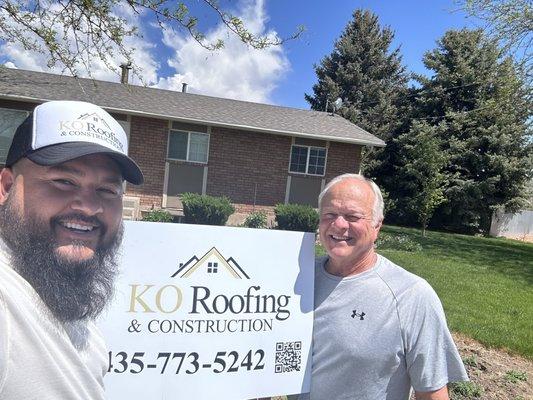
xmin=415 ymin=385 xmax=449 ymax=400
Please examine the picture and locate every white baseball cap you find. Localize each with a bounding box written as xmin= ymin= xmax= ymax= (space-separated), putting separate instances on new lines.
xmin=6 ymin=100 xmax=143 ymax=184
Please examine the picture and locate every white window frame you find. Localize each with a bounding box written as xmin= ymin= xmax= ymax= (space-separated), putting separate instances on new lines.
xmin=288 ymin=144 xmax=327 ymax=177
xmin=167 ymin=126 xmax=210 ymax=164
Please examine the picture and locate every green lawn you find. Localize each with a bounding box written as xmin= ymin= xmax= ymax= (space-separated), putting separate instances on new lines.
xmin=316 ymin=225 xmax=533 ymax=359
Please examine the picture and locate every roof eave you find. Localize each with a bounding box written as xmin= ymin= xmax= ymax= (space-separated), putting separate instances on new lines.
xmin=0 ymin=94 xmax=386 ymax=147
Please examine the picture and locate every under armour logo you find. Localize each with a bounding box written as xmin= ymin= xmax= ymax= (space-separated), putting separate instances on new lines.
xmin=351 ymin=309 xmax=365 ymax=320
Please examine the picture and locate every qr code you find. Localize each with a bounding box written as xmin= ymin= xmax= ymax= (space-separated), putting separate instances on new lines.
xmin=275 ymin=341 xmax=302 ymax=373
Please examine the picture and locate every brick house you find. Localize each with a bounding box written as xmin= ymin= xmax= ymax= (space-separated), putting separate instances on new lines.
xmin=0 ymin=67 xmax=384 ymax=218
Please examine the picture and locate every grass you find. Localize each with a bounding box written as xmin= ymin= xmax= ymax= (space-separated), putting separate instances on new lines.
xmin=316 ymin=225 xmax=533 ymax=358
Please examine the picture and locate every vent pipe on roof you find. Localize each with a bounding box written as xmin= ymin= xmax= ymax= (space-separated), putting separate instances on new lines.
xmin=182 ymin=82 xmax=188 ymax=93
xmin=120 ymin=62 xmax=132 ymax=84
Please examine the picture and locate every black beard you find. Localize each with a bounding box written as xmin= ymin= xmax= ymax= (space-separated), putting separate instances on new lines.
xmin=0 ymin=198 xmax=122 ymax=323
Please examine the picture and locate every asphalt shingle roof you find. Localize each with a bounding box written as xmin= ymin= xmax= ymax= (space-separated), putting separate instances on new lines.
xmin=0 ymin=67 xmax=385 ymax=147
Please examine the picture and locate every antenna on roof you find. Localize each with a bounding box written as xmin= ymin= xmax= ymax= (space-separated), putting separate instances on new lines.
xmin=325 ymin=97 xmax=343 ymax=115
xmin=333 ymin=97 xmax=343 ymax=110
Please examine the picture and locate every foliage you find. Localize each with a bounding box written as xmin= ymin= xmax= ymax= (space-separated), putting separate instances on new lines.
xmin=243 ymin=211 xmax=268 ymax=229
xmin=415 ymin=29 xmax=532 ymax=234
xmin=374 ymin=231 xmax=422 ymax=252
xmin=0 ymin=0 xmax=303 ymax=80
xmin=461 ymin=355 xmax=480 ymax=368
xmin=388 ymin=121 xmax=450 ymax=235
xmin=378 ymin=189 xmax=397 ymax=221
xmin=274 ymin=204 xmax=319 ymax=232
xmin=504 ymin=370 xmax=528 ymax=383
xmin=181 ymin=193 xmax=234 ymax=226
xmin=456 ymin=0 xmax=532 ymax=79
xmin=142 ymin=209 xmax=174 ymax=223
xmin=304 ymin=9 xmax=408 ymax=176
xmin=450 ymin=381 xmax=484 ymax=398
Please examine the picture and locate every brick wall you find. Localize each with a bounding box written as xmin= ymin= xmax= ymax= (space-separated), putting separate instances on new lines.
xmin=294 ymin=137 xmax=326 ymax=147
xmin=124 ymin=116 xmax=167 ymax=208
xmin=206 ymin=127 xmax=291 ymax=206
xmin=325 ymin=141 xmax=362 ymax=183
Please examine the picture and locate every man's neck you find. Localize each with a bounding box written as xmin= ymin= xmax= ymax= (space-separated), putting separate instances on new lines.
xmin=325 ymin=250 xmax=378 ymax=278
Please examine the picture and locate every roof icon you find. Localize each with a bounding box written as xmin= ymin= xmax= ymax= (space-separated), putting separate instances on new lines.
xmin=172 ymin=247 xmax=250 ymax=279
xmin=78 ymin=112 xmax=112 ymax=130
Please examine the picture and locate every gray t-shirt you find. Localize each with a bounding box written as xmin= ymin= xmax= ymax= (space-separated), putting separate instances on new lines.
xmin=302 ymin=255 xmax=468 ymax=400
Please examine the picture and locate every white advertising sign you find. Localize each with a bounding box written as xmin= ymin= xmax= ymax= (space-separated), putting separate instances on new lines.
xmin=98 ymin=221 xmax=315 ymax=399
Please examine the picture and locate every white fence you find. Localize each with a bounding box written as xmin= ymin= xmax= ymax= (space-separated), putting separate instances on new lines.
xmin=490 ymin=210 xmax=533 ymax=242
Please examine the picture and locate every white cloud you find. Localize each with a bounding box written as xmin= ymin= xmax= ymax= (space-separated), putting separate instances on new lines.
xmin=0 ymin=0 xmax=289 ymax=104
xmin=154 ymin=0 xmax=290 ymax=103
xmin=2 ymin=61 xmax=16 ymax=69
xmin=0 ymin=4 xmax=159 ymax=84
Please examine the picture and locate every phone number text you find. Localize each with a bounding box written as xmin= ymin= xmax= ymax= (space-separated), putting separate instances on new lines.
xmin=107 ymin=350 xmax=265 ymax=375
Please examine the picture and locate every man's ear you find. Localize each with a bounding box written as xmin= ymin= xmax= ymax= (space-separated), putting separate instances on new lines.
xmin=0 ymin=167 xmax=15 ymax=205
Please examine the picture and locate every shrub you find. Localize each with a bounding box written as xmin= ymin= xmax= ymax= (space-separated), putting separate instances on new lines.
xmin=461 ymin=355 xmax=479 ymax=368
xmin=449 ymin=381 xmax=483 ymax=398
xmin=274 ymin=203 xmax=319 ymax=232
xmin=142 ymin=209 xmax=174 ymax=223
xmin=181 ymin=193 xmax=235 ymax=226
xmin=504 ymin=370 xmax=527 ymax=383
xmin=243 ymin=211 xmax=268 ymax=229
xmin=375 ymin=232 xmax=422 ymax=252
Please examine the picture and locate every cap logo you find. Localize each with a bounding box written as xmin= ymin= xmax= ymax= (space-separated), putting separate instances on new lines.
xmin=57 ymin=112 xmax=124 ymax=152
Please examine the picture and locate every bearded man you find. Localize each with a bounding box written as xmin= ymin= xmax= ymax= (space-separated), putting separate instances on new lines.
xmin=0 ymin=100 xmax=143 ymax=399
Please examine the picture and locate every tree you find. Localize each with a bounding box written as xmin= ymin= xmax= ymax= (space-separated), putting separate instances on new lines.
xmin=305 ymin=9 xmax=408 ymax=175
xmin=456 ymin=0 xmax=532 ymax=78
xmin=391 ymin=121 xmax=449 ymax=235
xmin=0 ymin=0 xmax=303 ymax=80
xmin=416 ymin=29 xmax=532 ymax=234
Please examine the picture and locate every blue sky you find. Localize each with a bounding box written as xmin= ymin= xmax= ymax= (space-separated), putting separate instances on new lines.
xmin=265 ymin=0 xmax=480 ymax=108
xmin=0 ymin=0 xmax=481 ymax=110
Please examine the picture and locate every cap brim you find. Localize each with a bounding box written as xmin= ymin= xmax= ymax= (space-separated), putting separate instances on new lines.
xmin=27 ymin=142 xmax=144 ymax=185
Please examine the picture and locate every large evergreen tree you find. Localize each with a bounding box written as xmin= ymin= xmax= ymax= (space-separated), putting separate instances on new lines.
xmin=390 ymin=121 xmax=450 ymax=235
xmin=305 ymin=9 xmax=408 ymax=175
xmin=416 ymin=29 xmax=531 ymax=234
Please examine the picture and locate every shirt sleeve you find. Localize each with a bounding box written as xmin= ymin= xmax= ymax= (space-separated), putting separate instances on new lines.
xmin=398 ymin=280 xmax=469 ymax=392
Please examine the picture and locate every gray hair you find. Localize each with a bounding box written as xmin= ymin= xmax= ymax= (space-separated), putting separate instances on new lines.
xmin=318 ymin=173 xmax=384 ymax=226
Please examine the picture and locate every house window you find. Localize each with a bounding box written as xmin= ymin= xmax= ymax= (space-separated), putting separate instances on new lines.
xmin=207 ymin=262 xmax=218 ymax=273
xmin=0 ymin=108 xmax=29 ymax=164
xmin=168 ymin=129 xmax=209 ymax=163
xmin=289 ymin=145 xmax=326 ymax=176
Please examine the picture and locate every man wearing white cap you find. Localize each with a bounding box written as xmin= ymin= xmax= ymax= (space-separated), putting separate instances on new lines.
xmin=0 ymin=101 xmax=143 ymax=399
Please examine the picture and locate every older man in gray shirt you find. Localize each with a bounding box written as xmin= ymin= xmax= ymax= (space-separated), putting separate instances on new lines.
xmin=303 ymin=174 xmax=467 ymax=400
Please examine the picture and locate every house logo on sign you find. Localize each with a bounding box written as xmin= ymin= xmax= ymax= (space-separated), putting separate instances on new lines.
xmin=172 ymin=247 xmax=250 ymax=279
